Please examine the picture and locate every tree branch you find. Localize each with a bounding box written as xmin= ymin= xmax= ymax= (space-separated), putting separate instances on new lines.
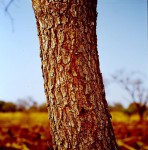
xmin=4 ymin=0 xmax=14 ymax=12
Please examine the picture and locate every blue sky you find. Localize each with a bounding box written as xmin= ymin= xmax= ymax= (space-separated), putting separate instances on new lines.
xmin=0 ymin=0 xmax=147 ymax=107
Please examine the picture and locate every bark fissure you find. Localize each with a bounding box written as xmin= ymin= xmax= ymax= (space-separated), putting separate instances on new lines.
xmin=32 ymin=0 xmax=118 ymax=149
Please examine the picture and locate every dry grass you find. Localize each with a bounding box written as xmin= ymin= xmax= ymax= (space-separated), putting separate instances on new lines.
xmin=0 ymin=112 xmax=49 ymax=127
xmin=110 ymin=111 xmax=146 ymax=122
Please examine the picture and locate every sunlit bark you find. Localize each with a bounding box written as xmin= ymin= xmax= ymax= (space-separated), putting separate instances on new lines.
xmin=32 ymin=0 xmax=118 ymax=149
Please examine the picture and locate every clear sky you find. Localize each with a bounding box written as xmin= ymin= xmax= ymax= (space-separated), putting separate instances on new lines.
xmin=0 ymin=0 xmax=147 ymax=107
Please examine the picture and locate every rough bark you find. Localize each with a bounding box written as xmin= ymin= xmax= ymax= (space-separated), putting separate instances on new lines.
xmin=32 ymin=0 xmax=118 ymax=149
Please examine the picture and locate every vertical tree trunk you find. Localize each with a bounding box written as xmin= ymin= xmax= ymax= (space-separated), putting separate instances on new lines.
xmin=32 ymin=0 xmax=118 ymax=149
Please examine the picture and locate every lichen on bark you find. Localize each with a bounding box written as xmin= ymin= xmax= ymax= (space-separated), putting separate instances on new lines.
xmin=32 ymin=0 xmax=118 ymax=149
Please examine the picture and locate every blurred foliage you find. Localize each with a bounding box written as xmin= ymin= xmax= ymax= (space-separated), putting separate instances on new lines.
xmin=109 ymin=102 xmax=148 ymax=121
xmin=0 ymin=98 xmax=47 ymax=113
xmin=1 ymin=98 xmax=147 ymax=120
xmin=124 ymin=102 xmax=137 ymax=116
xmin=0 ymin=101 xmax=16 ymax=112
xmin=109 ymin=103 xmax=124 ymax=112
xmin=0 ymin=101 xmax=5 ymax=109
xmin=38 ymin=103 xmax=47 ymax=112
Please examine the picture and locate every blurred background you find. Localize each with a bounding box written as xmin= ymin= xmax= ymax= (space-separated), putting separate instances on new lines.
xmin=0 ymin=0 xmax=147 ymax=149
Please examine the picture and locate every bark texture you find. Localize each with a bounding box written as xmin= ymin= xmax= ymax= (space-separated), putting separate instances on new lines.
xmin=32 ymin=0 xmax=118 ymax=149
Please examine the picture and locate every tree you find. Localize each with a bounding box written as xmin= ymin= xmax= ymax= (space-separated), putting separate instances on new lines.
xmin=32 ymin=1 xmax=118 ymax=149
xmin=112 ymin=70 xmax=148 ymax=121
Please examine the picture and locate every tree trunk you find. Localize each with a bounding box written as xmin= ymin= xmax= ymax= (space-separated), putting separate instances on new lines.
xmin=32 ymin=0 xmax=118 ymax=149
xmin=136 ymin=103 xmax=146 ymax=122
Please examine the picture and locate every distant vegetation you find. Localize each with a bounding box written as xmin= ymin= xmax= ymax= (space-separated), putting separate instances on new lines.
xmin=0 ymin=99 xmax=148 ymax=121
xmin=110 ymin=70 xmax=148 ymax=121
xmin=0 ymin=99 xmax=47 ymax=112
xmin=109 ymin=102 xmax=148 ymax=121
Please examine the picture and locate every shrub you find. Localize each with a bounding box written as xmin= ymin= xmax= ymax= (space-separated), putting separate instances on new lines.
xmin=1 ymin=102 xmax=17 ymax=112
